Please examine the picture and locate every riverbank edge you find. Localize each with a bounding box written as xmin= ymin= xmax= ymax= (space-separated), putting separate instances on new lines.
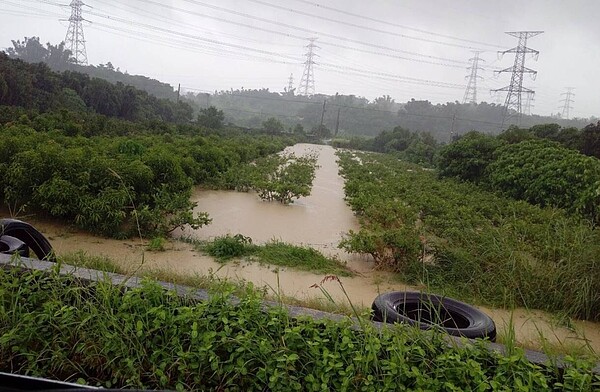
xmin=1 ymin=254 xmax=598 ymax=375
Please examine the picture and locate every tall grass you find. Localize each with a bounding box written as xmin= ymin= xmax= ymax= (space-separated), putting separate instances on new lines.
xmin=0 ymin=266 xmax=598 ymax=390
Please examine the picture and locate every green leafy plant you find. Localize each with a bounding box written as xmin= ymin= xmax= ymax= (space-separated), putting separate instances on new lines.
xmin=198 ymin=235 xmax=352 ymax=275
xmin=221 ymin=152 xmax=319 ymax=204
xmin=337 ymin=150 xmax=600 ymax=321
xmin=0 ymin=267 xmax=597 ymax=390
xmin=203 ymin=234 xmax=256 ymax=260
xmin=147 ymin=236 xmax=166 ymax=252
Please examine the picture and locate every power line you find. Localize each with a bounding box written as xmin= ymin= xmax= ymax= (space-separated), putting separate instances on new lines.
xmin=130 ymin=0 xmax=472 ymax=67
xmin=288 ymin=0 xmax=505 ymax=49
xmin=85 ymin=10 xmax=302 ymax=63
xmin=93 ymin=0 xmax=300 ymax=49
xmin=60 ymin=4 xmax=470 ymax=92
xmin=492 ymin=31 xmax=543 ymax=126
xmin=318 ymin=62 xmax=465 ymax=89
xmin=89 ymin=21 xmax=298 ymax=65
xmin=2 ymin=0 xmax=64 ymax=18
xmin=112 ymin=0 xmax=469 ymax=69
xmin=248 ymin=0 xmax=499 ymax=50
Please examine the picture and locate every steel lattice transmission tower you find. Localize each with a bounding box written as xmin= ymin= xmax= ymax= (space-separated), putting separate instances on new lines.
xmin=492 ymin=31 xmax=543 ymax=125
xmin=287 ymin=73 xmax=294 ymax=93
xmin=298 ymin=38 xmax=318 ymax=96
xmin=463 ymin=51 xmax=484 ymax=104
xmin=523 ymin=91 xmax=535 ymax=116
xmin=64 ymin=0 xmax=88 ymax=65
xmin=559 ymin=87 xmax=575 ymax=119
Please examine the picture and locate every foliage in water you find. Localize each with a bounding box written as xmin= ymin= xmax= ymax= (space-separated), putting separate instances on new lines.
xmin=221 ymin=152 xmax=319 ymax=204
xmin=0 ymin=107 xmax=296 ymax=237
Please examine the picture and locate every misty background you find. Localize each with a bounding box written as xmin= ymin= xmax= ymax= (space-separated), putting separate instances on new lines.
xmin=1 ymin=0 xmax=599 ymax=139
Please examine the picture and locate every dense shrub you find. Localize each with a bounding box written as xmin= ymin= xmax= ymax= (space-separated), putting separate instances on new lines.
xmin=222 ymin=152 xmax=318 ymax=204
xmin=487 ymin=140 xmax=600 ymax=223
xmin=338 ymin=151 xmax=600 ymax=321
xmin=436 ymin=131 xmax=505 ymax=183
xmin=0 ymin=110 xmax=294 ymax=237
xmin=0 ymin=52 xmax=193 ymax=123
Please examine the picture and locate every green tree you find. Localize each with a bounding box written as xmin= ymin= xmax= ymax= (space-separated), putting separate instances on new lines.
xmin=7 ymin=37 xmax=73 ymax=71
xmin=197 ymin=106 xmax=224 ymax=129
xmin=437 ymin=131 xmax=505 ymax=183
xmin=262 ymin=117 xmax=285 ymax=134
xmin=7 ymin=37 xmax=48 ymax=63
xmin=580 ymin=121 xmax=600 ymax=159
xmin=498 ymin=125 xmax=535 ymax=144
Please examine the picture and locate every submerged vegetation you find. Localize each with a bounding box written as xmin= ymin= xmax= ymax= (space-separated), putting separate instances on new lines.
xmin=337 ymin=151 xmax=600 ymax=322
xmin=1 ymin=266 xmax=598 ymax=391
xmin=221 ymin=152 xmax=319 ymax=204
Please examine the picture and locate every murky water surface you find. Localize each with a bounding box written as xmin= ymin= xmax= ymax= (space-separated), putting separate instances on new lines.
xmin=15 ymin=143 xmax=600 ymax=353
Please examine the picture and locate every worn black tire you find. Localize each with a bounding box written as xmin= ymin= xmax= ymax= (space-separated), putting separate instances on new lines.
xmin=0 ymin=235 xmax=30 ymax=258
xmin=372 ymin=291 xmax=496 ymax=341
xmin=0 ymin=219 xmax=55 ymax=262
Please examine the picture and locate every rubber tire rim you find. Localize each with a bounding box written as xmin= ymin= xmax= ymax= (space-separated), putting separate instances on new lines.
xmin=0 ymin=219 xmax=55 ymax=262
xmin=372 ymin=291 xmax=496 ymax=341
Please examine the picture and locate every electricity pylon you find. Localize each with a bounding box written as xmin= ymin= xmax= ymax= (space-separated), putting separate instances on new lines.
xmin=463 ymin=51 xmax=484 ymax=104
xmin=287 ymin=73 xmax=294 ymax=93
xmin=523 ymin=91 xmax=535 ymax=116
xmin=559 ymin=87 xmax=575 ymax=119
xmin=298 ymin=38 xmax=318 ymax=96
xmin=492 ymin=31 xmax=543 ymax=125
xmin=64 ymin=0 xmax=88 ymax=65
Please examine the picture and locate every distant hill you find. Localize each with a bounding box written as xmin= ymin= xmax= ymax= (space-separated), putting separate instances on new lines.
xmin=5 ymin=37 xmax=178 ymax=102
xmin=188 ymin=88 xmax=595 ymax=142
xmin=0 ymin=52 xmax=193 ymax=123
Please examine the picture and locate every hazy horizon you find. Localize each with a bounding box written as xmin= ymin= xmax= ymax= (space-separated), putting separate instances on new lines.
xmin=2 ymin=0 xmax=599 ymax=119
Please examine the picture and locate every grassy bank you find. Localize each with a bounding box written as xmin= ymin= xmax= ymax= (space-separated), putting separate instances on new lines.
xmin=60 ymin=251 xmax=360 ymax=317
xmin=337 ymin=151 xmax=600 ymax=322
xmin=191 ymin=234 xmax=353 ymax=277
xmin=1 ymin=265 xmax=598 ymax=391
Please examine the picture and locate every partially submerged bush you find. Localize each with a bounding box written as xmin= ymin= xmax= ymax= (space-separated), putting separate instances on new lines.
xmin=221 ymin=152 xmax=319 ymax=204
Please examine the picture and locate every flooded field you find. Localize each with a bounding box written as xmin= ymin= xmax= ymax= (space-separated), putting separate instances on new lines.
xmin=11 ymin=143 xmax=600 ymax=354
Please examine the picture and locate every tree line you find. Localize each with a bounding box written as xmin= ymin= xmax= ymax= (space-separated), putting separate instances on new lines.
xmin=0 ymin=51 xmax=192 ymax=123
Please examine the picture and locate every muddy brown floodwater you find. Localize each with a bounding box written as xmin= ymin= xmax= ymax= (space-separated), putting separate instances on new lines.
xmin=15 ymin=143 xmax=600 ymax=354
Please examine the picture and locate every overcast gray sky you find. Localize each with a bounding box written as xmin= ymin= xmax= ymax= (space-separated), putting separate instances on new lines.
xmin=2 ymin=0 xmax=599 ymax=118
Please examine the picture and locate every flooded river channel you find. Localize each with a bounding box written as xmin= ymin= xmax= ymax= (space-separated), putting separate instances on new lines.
xmin=23 ymin=143 xmax=600 ymax=354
